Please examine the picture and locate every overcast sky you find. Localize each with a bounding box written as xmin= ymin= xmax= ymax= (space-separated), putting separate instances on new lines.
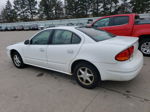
xmin=0 ymin=0 xmax=8 ymax=10
xmin=0 ymin=0 xmax=64 ymax=13
xmin=0 ymin=0 xmax=41 ymax=12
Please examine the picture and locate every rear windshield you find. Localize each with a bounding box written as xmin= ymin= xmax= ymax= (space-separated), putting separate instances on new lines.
xmin=76 ymin=28 xmax=115 ymax=42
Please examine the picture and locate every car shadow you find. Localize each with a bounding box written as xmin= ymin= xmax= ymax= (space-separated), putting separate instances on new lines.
xmin=26 ymin=65 xmax=76 ymax=83
xmin=26 ymin=65 xmax=136 ymax=90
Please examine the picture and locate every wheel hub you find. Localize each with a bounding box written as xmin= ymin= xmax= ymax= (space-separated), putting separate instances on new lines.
xmin=77 ymin=67 xmax=94 ymax=85
xmin=13 ymin=55 xmax=21 ymax=66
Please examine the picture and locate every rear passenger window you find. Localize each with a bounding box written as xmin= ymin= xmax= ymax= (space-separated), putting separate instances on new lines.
xmin=52 ymin=30 xmax=72 ymax=44
xmin=52 ymin=29 xmax=81 ymax=44
xmin=112 ymin=16 xmax=129 ymax=26
xmin=72 ymin=34 xmax=81 ymax=44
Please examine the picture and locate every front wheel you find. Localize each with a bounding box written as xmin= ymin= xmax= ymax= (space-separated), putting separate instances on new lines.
xmin=12 ymin=52 xmax=25 ymax=68
xmin=139 ymin=38 xmax=150 ymax=57
xmin=74 ymin=62 xmax=100 ymax=89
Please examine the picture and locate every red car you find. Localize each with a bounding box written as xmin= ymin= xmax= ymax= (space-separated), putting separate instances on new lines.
xmin=90 ymin=14 xmax=150 ymax=56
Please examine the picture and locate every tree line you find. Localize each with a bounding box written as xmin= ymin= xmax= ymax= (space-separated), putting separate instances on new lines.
xmin=0 ymin=0 xmax=150 ymax=23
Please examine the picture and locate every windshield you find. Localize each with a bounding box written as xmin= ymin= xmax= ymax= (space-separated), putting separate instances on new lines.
xmin=76 ymin=28 xmax=116 ymax=42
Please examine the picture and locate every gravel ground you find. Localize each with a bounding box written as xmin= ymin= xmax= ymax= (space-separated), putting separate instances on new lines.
xmin=0 ymin=31 xmax=150 ymax=112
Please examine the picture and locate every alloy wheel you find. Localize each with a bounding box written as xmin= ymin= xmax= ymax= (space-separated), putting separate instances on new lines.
xmin=13 ymin=55 xmax=21 ymax=67
xmin=141 ymin=42 xmax=150 ymax=55
xmin=77 ymin=67 xmax=94 ymax=85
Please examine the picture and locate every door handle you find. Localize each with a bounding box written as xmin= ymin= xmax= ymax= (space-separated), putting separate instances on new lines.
xmin=39 ymin=48 xmax=45 ymax=52
xmin=67 ymin=49 xmax=74 ymax=54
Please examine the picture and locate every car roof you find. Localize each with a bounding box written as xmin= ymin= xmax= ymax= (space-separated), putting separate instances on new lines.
xmin=46 ymin=26 xmax=78 ymax=30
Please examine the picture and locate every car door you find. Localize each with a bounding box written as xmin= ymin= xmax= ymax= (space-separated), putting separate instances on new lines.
xmin=47 ymin=29 xmax=82 ymax=73
xmin=22 ymin=30 xmax=52 ymax=67
xmin=93 ymin=16 xmax=132 ymax=36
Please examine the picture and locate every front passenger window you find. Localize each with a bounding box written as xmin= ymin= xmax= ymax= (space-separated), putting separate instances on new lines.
xmin=31 ymin=30 xmax=51 ymax=45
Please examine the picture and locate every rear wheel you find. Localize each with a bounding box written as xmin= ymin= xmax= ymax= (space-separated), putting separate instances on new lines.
xmin=74 ymin=62 xmax=100 ymax=89
xmin=139 ymin=38 xmax=150 ymax=57
xmin=11 ymin=52 xmax=25 ymax=68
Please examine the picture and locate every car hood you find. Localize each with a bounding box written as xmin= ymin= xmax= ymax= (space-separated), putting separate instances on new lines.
xmin=13 ymin=41 xmax=24 ymax=45
xmin=7 ymin=41 xmax=24 ymax=49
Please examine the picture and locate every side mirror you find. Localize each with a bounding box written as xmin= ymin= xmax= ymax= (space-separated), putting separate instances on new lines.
xmin=24 ymin=40 xmax=30 ymax=45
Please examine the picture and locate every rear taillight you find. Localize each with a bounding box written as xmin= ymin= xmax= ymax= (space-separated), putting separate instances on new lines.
xmin=115 ymin=46 xmax=134 ymax=61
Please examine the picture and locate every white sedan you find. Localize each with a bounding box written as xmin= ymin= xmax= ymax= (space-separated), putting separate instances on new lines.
xmin=7 ymin=26 xmax=143 ymax=89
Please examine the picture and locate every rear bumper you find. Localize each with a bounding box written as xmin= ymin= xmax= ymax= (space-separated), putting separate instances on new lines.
xmin=95 ymin=50 xmax=143 ymax=81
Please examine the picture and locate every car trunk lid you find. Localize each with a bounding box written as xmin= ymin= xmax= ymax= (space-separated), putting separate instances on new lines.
xmin=98 ymin=36 xmax=139 ymax=61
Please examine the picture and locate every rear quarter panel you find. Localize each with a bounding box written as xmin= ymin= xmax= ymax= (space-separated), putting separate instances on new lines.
xmin=74 ymin=42 xmax=123 ymax=64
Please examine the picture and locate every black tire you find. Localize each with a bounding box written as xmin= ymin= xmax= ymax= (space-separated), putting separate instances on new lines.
xmin=73 ymin=62 xmax=100 ymax=89
xmin=139 ymin=38 xmax=150 ymax=57
xmin=11 ymin=52 xmax=25 ymax=68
